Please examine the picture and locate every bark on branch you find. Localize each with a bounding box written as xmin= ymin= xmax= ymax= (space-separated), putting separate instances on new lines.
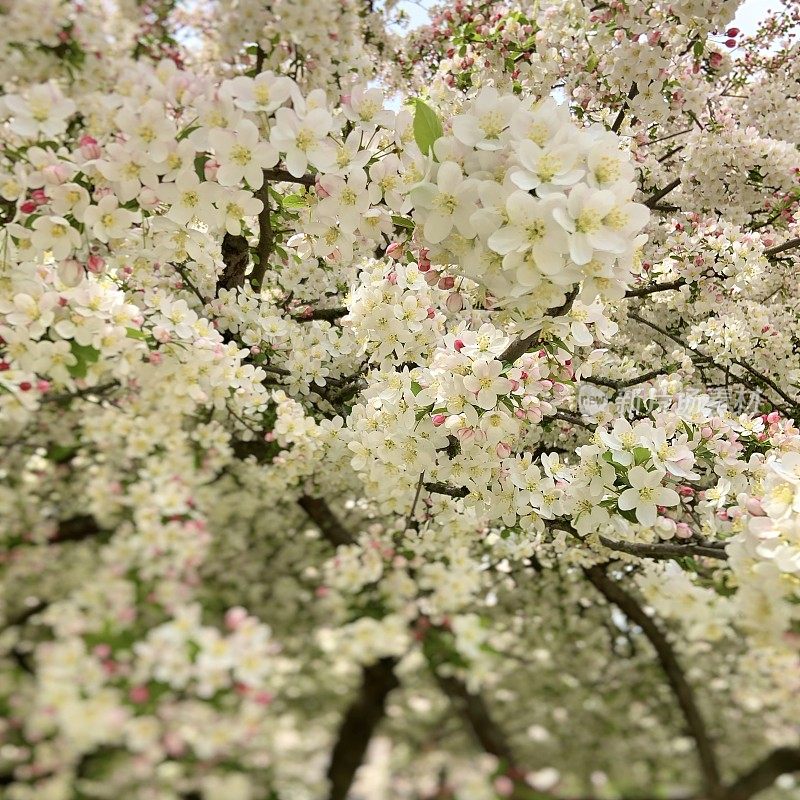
xmin=327 ymin=658 xmax=400 ymax=800
xmin=297 ymin=495 xmax=355 ymax=547
xmin=598 ymin=535 xmax=728 ymax=562
xmin=584 ymin=565 xmax=723 ymax=799
xmin=726 ymin=747 xmax=800 ymax=800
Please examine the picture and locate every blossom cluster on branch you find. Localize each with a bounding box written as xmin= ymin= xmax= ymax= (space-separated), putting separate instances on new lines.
xmin=1 ymin=0 xmax=800 ymax=799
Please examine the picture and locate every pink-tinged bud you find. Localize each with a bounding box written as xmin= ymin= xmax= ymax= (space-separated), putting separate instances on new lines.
xmin=453 ymin=339 xmax=464 ymax=352
xmin=0 ymin=361 xmax=9 ymax=372
xmin=700 ymin=426 xmax=713 ymax=438
xmin=31 ymin=189 xmax=47 ymax=206
xmin=432 ymin=413 xmax=447 ymax=426
xmin=675 ymin=522 xmax=692 ymax=538
xmin=515 ymin=408 xmax=526 ymax=419
xmin=18 ymin=381 xmax=32 ymax=392
xmin=423 ymin=269 xmax=440 ymax=286
xmin=58 ymin=296 xmax=68 ymax=307
xmin=426 ymin=306 xmax=436 ymax=319
xmin=57 ymin=258 xmax=84 ymax=287
xmin=36 ymin=380 xmax=50 ymax=393
xmin=315 ymin=585 xmax=330 ymax=598
xmin=254 ymin=690 xmax=274 ymax=706
xmin=508 ymin=379 xmax=520 ymax=391
xmin=418 ymin=247 xmax=429 ymax=260
xmin=250 ymin=346 xmax=261 ymax=355
xmin=138 ymin=187 xmax=159 ymax=210
xmin=387 ymin=271 xmax=398 ymax=285
xmin=727 ymin=27 xmax=739 ymax=36
xmin=225 ymin=606 xmax=249 ymax=630
xmin=496 ymin=442 xmax=512 ymax=458
xmin=20 ymin=200 xmax=37 ymax=214
xmin=746 ymin=497 xmax=765 ymax=516
xmin=386 ymin=242 xmax=404 ymax=259
xmin=340 ymin=93 xmax=351 ymax=106
xmin=438 ymin=275 xmax=455 ymax=290
xmin=148 ymin=352 xmax=162 ymax=365
xmin=417 ymin=259 xmax=431 ymax=272
xmin=767 ymin=411 xmax=780 ymax=424
xmin=264 ymin=431 xmax=276 ymax=442
xmin=494 ymin=777 xmax=515 ymax=797
xmin=42 ymin=163 xmax=69 ymax=185
xmin=79 ymin=135 xmax=102 ymax=160
xmin=445 ymin=292 xmax=464 ymax=312
xmin=725 ymin=38 xmax=736 ymax=48
xmin=709 ymin=52 xmax=723 ymax=68
xmin=129 ymin=685 xmax=150 ymax=704
xmin=87 ymin=253 xmax=106 ymax=274
xmin=203 ymin=158 xmax=219 ymax=181
xmin=457 ymin=426 xmax=475 ymax=442
xmin=315 ymin=178 xmax=330 ymax=198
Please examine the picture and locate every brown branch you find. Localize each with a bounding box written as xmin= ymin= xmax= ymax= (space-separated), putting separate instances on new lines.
xmin=298 ymin=495 xmax=354 ymax=547
xmin=500 ymin=287 xmax=579 ymax=363
xmin=584 ymin=565 xmax=723 ymax=799
xmin=764 ymin=237 xmax=800 ymax=260
xmin=625 ymin=278 xmax=687 ymax=299
xmin=292 ymin=306 xmax=348 ymax=323
xmin=583 ymin=365 xmax=676 ymax=391
xmin=424 ymin=481 xmax=469 ymax=498
xmin=598 ymin=535 xmax=728 ymax=562
xmin=726 ymin=747 xmax=800 ymax=800
xmin=644 ymin=178 xmax=681 ymax=209
xmin=610 ymin=83 xmax=639 ymax=133
xmin=263 ymin=167 xmax=315 ymax=187
xmin=327 ymin=658 xmax=400 ymax=800
xmin=250 ymin=180 xmax=273 ymax=291
xmin=432 ymin=673 xmax=518 ymax=767
xmin=218 ymin=232 xmax=250 ymax=293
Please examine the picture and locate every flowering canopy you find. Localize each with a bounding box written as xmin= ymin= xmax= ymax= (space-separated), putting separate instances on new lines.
xmin=1 ymin=0 xmax=800 ymax=799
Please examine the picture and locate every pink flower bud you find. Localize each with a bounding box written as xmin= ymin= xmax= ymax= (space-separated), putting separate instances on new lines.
xmin=700 ymin=426 xmax=713 ymax=438
xmin=42 ymin=163 xmax=69 ymax=185
xmin=79 ymin=135 xmax=102 ymax=160
xmin=387 ymin=271 xmax=398 ymax=285
xmin=453 ymin=339 xmax=464 ymax=352
xmin=423 ymin=269 xmax=440 ymax=286
xmin=385 ymin=242 xmax=403 ymax=259
xmin=432 ymin=414 xmax=447 ymax=427
xmin=767 ymin=411 xmax=780 ymax=424
xmin=129 ymin=685 xmax=150 ymax=704
xmin=746 ymin=497 xmax=765 ymax=516
xmin=31 ymin=189 xmax=47 ymax=206
xmin=138 ymin=187 xmax=159 ymax=209
xmin=225 ymin=606 xmax=248 ymax=630
xmin=496 ymin=442 xmax=512 ymax=458
xmin=203 ymin=159 xmax=219 ymax=181
xmin=445 ymin=292 xmax=464 ymax=312
xmin=57 ymin=258 xmax=84 ymax=287
xmin=417 ymin=259 xmax=431 ymax=272
xmin=20 ymin=200 xmax=37 ymax=214
xmin=87 ymin=253 xmax=105 ymax=274
xmin=36 ymin=380 xmax=51 ymax=393
xmin=438 ymin=275 xmax=455 ymax=290
xmin=426 ymin=306 xmax=436 ymax=319
xmin=675 ymin=522 xmax=692 ymax=539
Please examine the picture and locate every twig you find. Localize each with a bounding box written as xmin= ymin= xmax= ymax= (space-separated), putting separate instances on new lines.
xmin=598 ymin=535 xmax=729 ymax=562
xmin=644 ymin=178 xmax=681 ymax=209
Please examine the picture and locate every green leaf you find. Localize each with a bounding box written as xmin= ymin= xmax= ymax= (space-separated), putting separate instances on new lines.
xmin=693 ymin=40 xmax=704 ymax=58
xmin=193 ymin=154 xmax=209 ymax=182
xmin=633 ymin=446 xmax=652 ymax=466
xmin=126 ymin=327 xmax=147 ymax=340
xmin=413 ymin=99 xmax=443 ymax=158
xmin=67 ymin=341 xmax=100 ymax=379
xmin=282 ymin=194 xmax=307 ymax=209
xmin=391 ymin=215 xmax=415 ymax=229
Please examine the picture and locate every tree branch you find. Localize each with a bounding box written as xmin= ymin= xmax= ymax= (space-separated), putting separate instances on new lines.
xmin=584 ymin=565 xmax=723 ymax=799
xmin=625 ymin=278 xmax=687 ymax=299
xmin=297 ymin=495 xmax=355 ymax=547
xmin=500 ymin=287 xmax=579 ymax=363
xmin=764 ymin=237 xmax=800 ymax=260
xmin=726 ymin=747 xmax=800 ymax=800
xmin=644 ymin=178 xmax=681 ymax=209
xmin=327 ymin=658 xmax=400 ymax=800
xmin=263 ymin=167 xmax=315 ymax=187
xmin=598 ymin=535 xmax=728 ymax=562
